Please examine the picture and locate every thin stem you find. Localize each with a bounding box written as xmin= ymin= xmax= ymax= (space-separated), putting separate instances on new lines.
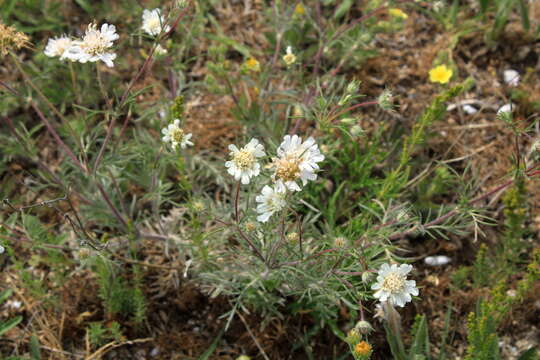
xmin=92 ymin=112 xmax=117 ymax=174
xmin=234 ymin=181 xmax=241 ymax=223
xmin=10 ymin=53 xmax=83 ymax=152
xmin=30 ymin=100 xmax=88 ymax=173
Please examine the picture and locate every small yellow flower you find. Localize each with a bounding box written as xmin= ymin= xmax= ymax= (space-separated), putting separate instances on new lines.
xmin=283 ymin=46 xmax=296 ymax=66
xmin=429 ymin=64 xmax=453 ymax=84
xmin=294 ymin=3 xmax=306 ymax=16
xmin=389 ymin=8 xmax=408 ymax=19
xmin=354 ymin=341 xmax=372 ymax=356
xmin=244 ymin=57 xmax=260 ymax=72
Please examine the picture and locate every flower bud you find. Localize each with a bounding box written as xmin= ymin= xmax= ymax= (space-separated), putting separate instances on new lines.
xmin=334 ymin=237 xmax=346 ymax=247
xmin=346 ymin=328 xmax=361 ymax=344
xmin=287 ymin=232 xmax=299 ymax=243
xmin=361 ymin=271 xmax=373 ymax=284
xmin=355 ymin=320 xmax=373 ymax=335
xmin=378 ymin=89 xmax=394 ymax=111
xmin=351 ymin=125 xmax=364 ymax=137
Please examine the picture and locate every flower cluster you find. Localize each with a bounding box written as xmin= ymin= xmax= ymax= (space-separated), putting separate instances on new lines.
xmin=225 ymin=135 xmax=324 ymax=222
xmin=44 ymin=23 xmax=119 ymax=67
xmin=44 ymin=8 xmax=170 ymax=67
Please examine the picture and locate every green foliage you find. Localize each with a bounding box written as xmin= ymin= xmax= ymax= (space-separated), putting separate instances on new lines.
xmin=93 ymin=257 xmax=147 ymax=323
xmin=0 ymin=289 xmax=23 ymax=337
xmin=464 ymin=302 xmax=501 ymax=360
xmin=500 ymin=177 xmax=529 ymax=269
xmin=473 ymin=244 xmax=491 ymax=287
xmin=385 ymin=307 xmax=452 ymax=360
xmin=87 ymin=321 xmax=123 ymax=348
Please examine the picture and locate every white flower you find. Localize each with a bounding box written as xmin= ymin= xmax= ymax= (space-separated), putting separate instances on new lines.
xmin=371 ymin=263 xmax=418 ymax=307
xmin=44 ymin=36 xmax=75 ymax=60
xmin=142 ymin=8 xmax=171 ymax=36
xmin=68 ymin=23 xmax=119 ymax=67
xmin=0 ymin=244 xmax=4 ymax=254
xmin=225 ymin=138 xmax=265 ymax=184
xmin=503 ymin=69 xmax=520 ymax=87
xmin=497 ymin=103 xmax=514 ymax=115
xmin=162 ymin=119 xmax=193 ymax=150
xmin=255 ymin=183 xmax=287 ymax=222
xmin=283 ymin=46 xmax=296 ymax=66
xmin=271 ymin=135 xmax=324 ymax=191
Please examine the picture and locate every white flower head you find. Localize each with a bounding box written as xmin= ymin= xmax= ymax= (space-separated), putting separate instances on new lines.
xmin=162 ymin=119 xmax=193 ymax=150
xmin=271 ymin=135 xmax=324 ymax=191
xmin=44 ymin=36 xmax=75 ymax=60
xmin=225 ymin=138 xmax=265 ymax=184
xmin=255 ymin=183 xmax=287 ymax=222
xmin=371 ymin=263 xmax=419 ymax=307
xmin=68 ymin=23 xmax=119 ymax=67
xmin=283 ymin=46 xmax=296 ymax=66
xmin=0 ymin=244 xmax=4 ymax=254
xmin=503 ymin=69 xmax=520 ymax=87
xmin=142 ymin=8 xmax=171 ymax=36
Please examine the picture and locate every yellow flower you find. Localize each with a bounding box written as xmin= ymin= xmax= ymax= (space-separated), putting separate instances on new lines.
xmin=283 ymin=46 xmax=296 ymax=66
xmin=294 ymin=3 xmax=306 ymax=16
xmin=354 ymin=341 xmax=372 ymax=356
xmin=389 ymin=8 xmax=408 ymax=19
xmin=429 ymin=65 xmax=453 ymax=84
xmin=244 ymin=57 xmax=260 ymax=72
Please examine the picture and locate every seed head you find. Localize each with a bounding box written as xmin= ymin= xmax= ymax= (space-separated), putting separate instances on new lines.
xmin=0 ymin=22 xmax=30 ymax=55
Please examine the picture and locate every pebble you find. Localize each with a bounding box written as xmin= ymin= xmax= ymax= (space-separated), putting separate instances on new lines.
xmin=424 ymin=255 xmax=451 ymax=266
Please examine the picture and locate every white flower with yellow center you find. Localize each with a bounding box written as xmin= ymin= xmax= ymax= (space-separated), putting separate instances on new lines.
xmin=272 ymin=135 xmax=324 ymax=191
xmin=142 ymin=8 xmax=171 ymax=36
xmin=225 ymin=138 xmax=265 ymax=184
xmin=371 ymin=263 xmax=418 ymax=307
xmin=68 ymin=23 xmax=119 ymax=67
xmin=255 ymin=183 xmax=287 ymax=222
xmin=162 ymin=119 xmax=193 ymax=150
xmin=44 ymin=36 xmax=75 ymax=60
xmin=283 ymin=46 xmax=296 ymax=66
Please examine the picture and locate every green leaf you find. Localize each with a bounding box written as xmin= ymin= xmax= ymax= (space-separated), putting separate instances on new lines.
xmin=334 ymin=0 xmax=353 ymax=19
xmin=30 ymin=334 xmax=42 ymax=360
xmin=517 ymin=0 xmax=530 ymax=31
xmin=518 ymin=347 xmax=539 ymax=360
xmin=0 ymin=289 xmax=13 ymax=305
xmin=74 ymin=0 xmax=93 ymax=14
xmin=197 ymin=329 xmax=224 ymax=360
xmin=0 ymin=316 xmax=23 ymax=336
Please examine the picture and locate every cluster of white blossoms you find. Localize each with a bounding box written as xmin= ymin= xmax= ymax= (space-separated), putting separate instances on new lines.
xmin=372 ymin=263 xmax=419 ymax=307
xmin=44 ymin=8 xmax=170 ymax=67
xmin=225 ymin=135 xmax=324 ymax=222
xmin=161 ymin=119 xmax=193 ymax=150
xmin=141 ymin=8 xmax=171 ymax=36
xmin=44 ymin=23 xmax=119 ymax=67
